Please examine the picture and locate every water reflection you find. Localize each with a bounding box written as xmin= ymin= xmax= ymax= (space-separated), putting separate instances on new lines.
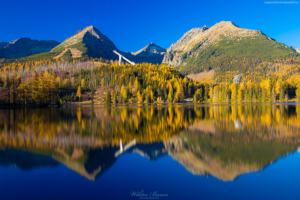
xmin=1 ymin=104 xmax=300 ymax=181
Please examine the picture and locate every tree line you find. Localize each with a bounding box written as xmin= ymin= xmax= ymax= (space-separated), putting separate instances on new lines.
xmin=1 ymin=57 xmax=300 ymax=105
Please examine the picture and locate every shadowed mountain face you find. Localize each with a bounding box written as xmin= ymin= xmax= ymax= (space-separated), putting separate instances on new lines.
xmin=0 ymin=105 xmax=300 ymax=181
xmin=61 ymin=142 xmax=167 ymax=180
xmin=0 ymin=42 xmax=8 ymax=49
xmin=115 ymin=43 xmax=166 ymax=64
xmin=51 ymin=26 xmax=118 ymax=60
xmin=0 ymin=38 xmax=59 ymax=59
xmin=9 ymin=142 xmax=167 ymax=181
xmin=119 ymin=43 xmax=166 ymax=64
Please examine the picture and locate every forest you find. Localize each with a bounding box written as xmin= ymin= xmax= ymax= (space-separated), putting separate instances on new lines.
xmin=1 ymin=57 xmax=300 ymax=105
xmin=0 ymin=58 xmax=197 ymax=105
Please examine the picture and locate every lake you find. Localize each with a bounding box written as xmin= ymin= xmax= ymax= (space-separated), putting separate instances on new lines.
xmin=0 ymin=103 xmax=300 ymax=200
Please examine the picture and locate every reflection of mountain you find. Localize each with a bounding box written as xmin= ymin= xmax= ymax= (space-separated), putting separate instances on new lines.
xmin=1 ymin=131 xmax=298 ymax=182
xmin=1 ymin=105 xmax=300 ymax=181
xmin=165 ymin=135 xmax=261 ymax=181
xmin=0 ymin=149 xmax=59 ymax=170
xmin=131 ymin=142 xmax=166 ymax=161
xmin=49 ymin=142 xmax=167 ymax=180
xmin=165 ymin=138 xmax=259 ymax=180
xmin=52 ymin=147 xmax=118 ymax=181
xmin=164 ymin=130 xmax=299 ymax=181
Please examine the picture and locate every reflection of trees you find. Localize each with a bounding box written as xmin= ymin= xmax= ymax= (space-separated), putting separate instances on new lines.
xmin=1 ymin=104 xmax=300 ymax=181
xmin=0 ymin=106 xmax=197 ymax=149
xmin=1 ymin=105 xmax=300 ymax=149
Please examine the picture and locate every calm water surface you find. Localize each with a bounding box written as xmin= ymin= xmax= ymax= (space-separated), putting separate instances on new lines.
xmin=0 ymin=104 xmax=300 ymax=200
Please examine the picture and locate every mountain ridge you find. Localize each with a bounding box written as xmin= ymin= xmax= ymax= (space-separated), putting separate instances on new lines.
xmin=51 ymin=25 xmax=118 ymax=60
xmin=26 ymin=26 xmax=165 ymax=63
xmin=119 ymin=42 xmax=166 ymax=64
xmin=1 ymin=22 xmax=298 ymax=68
xmin=0 ymin=42 xmax=8 ymax=49
xmin=0 ymin=38 xmax=59 ymax=59
xmin=162 ymin=21 xmax=299 ymax=75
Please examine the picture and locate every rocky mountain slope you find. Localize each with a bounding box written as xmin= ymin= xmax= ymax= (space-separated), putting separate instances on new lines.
xmin=168 ymin=26 xmax=209 ymax=52
xmin=163 ymin=26 xmax=209 ymax=66
xmin=163 ymin=21 xmax=299 ymax=74
xmin=51 ymin=25 xmax=118 ymax=60
xmin=119 ymin=42 xmax=166 ymax=64
xmin=0 ymin=38 xmax=59 ymax=59
xmin=296 ymin=48 xmax=300 ymax=53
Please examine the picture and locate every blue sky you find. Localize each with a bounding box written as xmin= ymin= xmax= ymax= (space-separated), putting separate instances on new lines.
xmin=0 ymin=0 xmax=299 ymax=51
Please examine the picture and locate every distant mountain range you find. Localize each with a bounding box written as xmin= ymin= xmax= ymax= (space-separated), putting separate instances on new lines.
xmin=119 ymin=42 xmax=166 ymax=64
xmin=2 ymin=26 xmax=165 ymax=64
xmin=1 ymin=22 xmax=299 ymax=74
xmin=0 ymin=38 xmax=59 ymax=59
xmin=50 ymin=26 xmax=166 ymax=64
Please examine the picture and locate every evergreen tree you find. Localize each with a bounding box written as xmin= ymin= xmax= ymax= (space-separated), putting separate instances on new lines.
xmin=204 ymin=84 xmax=209 ymax=101
xmin=90 ymin=90 xmax=94 ymax=103
xmin=296 ymin=82 xmax=300 ymax=101
xmin=279 ymin=83 xmax=285 ymax=102
xmin=137 ymin=91 xmax=143 ymax=103
xmin=105 ymin=90 xmax=111 ymax=104
xmin=112 ymin=90 xmax=117 ymax=104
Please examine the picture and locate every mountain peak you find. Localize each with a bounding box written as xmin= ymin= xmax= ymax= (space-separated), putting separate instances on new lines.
xmin=132 ymin=43 xmax=166 ymax=56
xmin=217 ymin=21 xmax=237 ymax=26
xmin=163 ymin=21 xmax=280 ymax=67
xmin=167 ymin=25 xmax=209 ymax=52
xmin=118 ymin=43 xmax=166 ymax=64
xmin=51 ymin=25 xmax=117 ymax=59
xmin=85 ymin=25 xmax=94 ymax=29
xmin=10 ymin=37 xmax=29 ymax=44
xmin=166 ymin=21 xmax=263 ymax=55
xmin=163 ymin=21 xmax=299 ymax=75
xmin=75 ymin=25 xmax=95 ymax=34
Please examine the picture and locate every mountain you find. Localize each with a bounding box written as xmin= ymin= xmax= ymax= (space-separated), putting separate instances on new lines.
xmin=296 ymin=48 xmax=300 ymax=53
xmin=3 ymin=26 xmax=165 ymax=64
xmin=0 ymin=42 xmax=8 ymax=48
xmin=162 ymin=21 xmax=299 ymax=75
xmin=168 ymin=26 xmax=209 ymax=52
xmin=163 ymin=26 xmax=209 ymax=66
xmin=0 ymin=38 xmax=59 ymax=59
xmin=51 ymin=25 xmax=118 ymax=60
xmin=119 ymin=42 xmax=166 ymax=64
xmin=16 ymin=27 xmax=165 ymax=63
